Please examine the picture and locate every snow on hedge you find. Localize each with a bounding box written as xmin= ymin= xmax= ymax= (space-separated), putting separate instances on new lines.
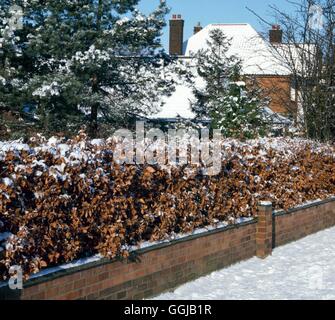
xmin=0 ymin=132 xmax=334 ymax=279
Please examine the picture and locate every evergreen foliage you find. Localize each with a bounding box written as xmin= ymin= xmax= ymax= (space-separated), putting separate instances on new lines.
xmin=192 ymin=29 xmax=267 ymax=139
xmin=0 ymin=0 xmax=175 ymax=137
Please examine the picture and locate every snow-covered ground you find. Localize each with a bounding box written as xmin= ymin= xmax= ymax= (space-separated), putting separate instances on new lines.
xmin=153 ymin=227 xmax=335 ymax=300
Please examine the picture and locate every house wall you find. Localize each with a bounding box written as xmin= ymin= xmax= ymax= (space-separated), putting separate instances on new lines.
xmin=1 ymin=198 xmax=335 ymax=300
xmin=253 ymin=75 xmax=297 ymax=115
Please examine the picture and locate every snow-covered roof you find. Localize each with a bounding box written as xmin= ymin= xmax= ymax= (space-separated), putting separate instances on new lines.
xmin=262 ymin=107 xmax=292 ymax=125
xmin=183 ymin=23 xmax=291 ymax=76
xmin=153 ymin=23 xmax=299 ymax=120
xmin=152 ymin=80 xmax=196 ymax=119
xmin=152 ymin=59 xmax=201 ymax=120
xmin=272 ymin=43 xmax=318 ymax=76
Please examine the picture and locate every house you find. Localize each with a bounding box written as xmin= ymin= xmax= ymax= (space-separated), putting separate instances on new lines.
xmin=152 ymin=15 xmax=301 ymax=124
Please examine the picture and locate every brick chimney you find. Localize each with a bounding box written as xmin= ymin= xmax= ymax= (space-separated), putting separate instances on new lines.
xmin=194 ymin=22 xmax=203 ymax=35
xmin=269 ymin=25 xmax=283 ymax=44
xmin=169 ymin=14 xmax=184 ymax=56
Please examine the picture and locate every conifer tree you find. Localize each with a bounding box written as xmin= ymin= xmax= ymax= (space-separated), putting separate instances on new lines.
xmin=0 ymin=1 xmax=29 ymax=137
xmin=0 ymin=0 xmax=175 ymax=137
xmin=192 ymin=28 xmax=267 ymax=139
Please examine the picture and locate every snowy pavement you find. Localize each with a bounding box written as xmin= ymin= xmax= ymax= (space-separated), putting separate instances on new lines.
xmin=153 ymin=227 xmax=335 ymax=300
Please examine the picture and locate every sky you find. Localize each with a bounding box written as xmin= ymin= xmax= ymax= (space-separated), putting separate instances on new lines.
xmin=139 ymin=0 xmax=296 ymax=50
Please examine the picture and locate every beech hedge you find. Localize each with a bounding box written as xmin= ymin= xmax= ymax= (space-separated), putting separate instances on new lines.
xmin=0 ymin=134 xmax=334 ymax=279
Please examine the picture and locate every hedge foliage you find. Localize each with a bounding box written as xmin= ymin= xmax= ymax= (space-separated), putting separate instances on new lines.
xmin=0 ymin=133 xmax=334 ymax=279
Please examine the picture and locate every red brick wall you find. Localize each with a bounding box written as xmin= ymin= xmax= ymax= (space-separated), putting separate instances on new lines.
xmin=20 ymin=222 xmax=257 ymax=300
xmin=1 ymin=198 xmax=334 ymax=300
xmin=253 ymin=75 xmax=297 ymax=115
xmin=274 ymin=199 xmax=335 ymax=247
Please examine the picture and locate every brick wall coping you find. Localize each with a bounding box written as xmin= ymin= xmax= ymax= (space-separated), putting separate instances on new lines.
xmin=0 ymin=218 xmax=257 ymax=290
xmin=273 ymin=196 xmax=335 ymax=217
xmin=260 ymin=201 xmax=273 ymax=207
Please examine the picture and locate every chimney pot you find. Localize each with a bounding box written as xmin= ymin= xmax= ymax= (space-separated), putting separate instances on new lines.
xmin=193 ymin=22 xmax=203 ymax=35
